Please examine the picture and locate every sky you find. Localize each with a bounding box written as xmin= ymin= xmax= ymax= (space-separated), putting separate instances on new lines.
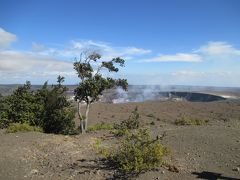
xmin=0 ymin=0 xmax=240 ymax=87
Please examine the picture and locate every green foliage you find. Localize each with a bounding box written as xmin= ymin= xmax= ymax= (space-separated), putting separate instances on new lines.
xmin=113 ymin=107 xmax=140 ymax=136
xmin=74 ymin=52 xmax=128 ymax=104
xmin=111 ymin=128 xmax=130 ymax=137
xmin=175 ymin=116 xmax=209 ymax=126
xmin=0 ymin=112 xmax=10 ymax=129
xmin=91 ymin=137 xmax=111 ymax=158
xmin=0 ymin=81 xmax=44 ymax=127
xmin=73 ymin=51 xmax=128 ymax=133
xmin=0 ymin=77 xmax=76 ymax=134
xmin=40 ymin=77 xmax=76 ymax=134
xmin=91 ymin=137 xmax=102 ymax=150
xmin=108 ymin=129 xmax=169 ymax=174
xmin=87 ymin=122 xmax=114 ymax=132
xmin=6 ymin=123 xmax=43 ymax=133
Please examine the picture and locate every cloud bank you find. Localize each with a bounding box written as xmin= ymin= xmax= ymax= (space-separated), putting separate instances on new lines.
xmin=0 ymin=28 xmax=152 ymax=84
xmin=0 ymin=27 xmax=240 ymax=86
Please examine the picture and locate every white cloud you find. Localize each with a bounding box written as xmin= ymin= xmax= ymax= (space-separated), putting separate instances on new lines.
xmin=127 ymin=70 xmax=240 ymax=87
xmin=196 ymin=41 xmax=240 ymax=55
xmin=1 ymin=34 xmax=240 ymax=86
xmin=71 ymin=40 xmax=151 ymax=58
xmin=0 ymin=37 xmax=152 ymax=83
xmin=0 ymin=28 xmax=17 ymax=49
xmin=142 ymin=53 xmax=202 ymax=62
xmin=29 ymin=40 xmax=151 ymax=61
xmin=141 ymin=41 xmax=240 ymax=64
xmin=0 ymin=50 xmax=74 ymax=76
xmin=72 ymin=40 xmax=111 ymax=50
xmin=120 ymin=47 xmax=151 ymax=55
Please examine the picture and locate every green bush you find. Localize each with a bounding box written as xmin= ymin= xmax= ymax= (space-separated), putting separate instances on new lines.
xmin=88 ymin=122 xmax=114 ymax=132
xmin=113 ymin=107 xmax=140 ymax=136
xmin=91 ymin=137 xmax=112 ymax=157
xmin=6 ymin=123 xmax=43 ymax=133
xmin=42 ymin=106 xmax=76 ymax=134
xmin=111 ymin=128 xmax=130 ymax=137
xmin=108 ymin=129 xmax=169 ymax=174
xmin=0 ymin=77 xmax=76 ymax=135
xmin=0 ymin=81 xmax=44 ymax=127
xmin=0 ymin=111 xmax=9 ymax=129
xmin=41 ymin=82 xmax=76 ymax=134
xmin=175 ymin=116 xmax=208 ymax=126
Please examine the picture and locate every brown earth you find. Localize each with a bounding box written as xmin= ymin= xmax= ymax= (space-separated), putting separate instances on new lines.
xmin=0 ymin=100 xmax=240 ymax=180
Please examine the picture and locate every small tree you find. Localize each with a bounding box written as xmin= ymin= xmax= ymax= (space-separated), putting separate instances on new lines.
xmin=41 ymin=76 xmax=75 ymax=134
xmin=74 ymin=51 xmax=128 ymax=133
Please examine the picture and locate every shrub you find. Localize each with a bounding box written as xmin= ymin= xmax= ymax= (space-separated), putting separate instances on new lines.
xmin=91 ymin=137 xmax=110 ymax=157
xmin=6 ymin=123 xmax=43 ymax=133
xmin=0 ymin=81 xmax=44 ymax=127
xmin=108 ymin=129 xmax=169 ymax=174
xmin=91 ymin=137 xmax=103 ymax=150
xmin=88 ymin=122 xmax=114 ymax=132
xmin=175 ymin=116 xmax=208 ymax=126
xmin=113 ymin=107 xmax=140 ymax=136
xmin=0 ymin=111 xmax=9 ymax=129
xmin=40 ymin=77 xmax=76 ymax=134
xmin=42 ymin=105 xmax=76 ymax=134
xmin=111 ymin=128 xmax=130 ymax=137
xmin=0 ymin=77 xmax=76 ymax=135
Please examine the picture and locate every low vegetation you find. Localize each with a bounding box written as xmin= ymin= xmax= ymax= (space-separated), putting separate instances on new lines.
xmin=87 ymin=122 xmax=114 ymax=132
xmin=175 ymin=116 xmax=209 ymax=126
xmin=6 ymin=123 xmax=43 ymax=133
xmin=90 ymin=108 xmax=169 ymax=176
xmin=111 ymin=129 xmax=168 ymax=174
xmin=93 ymin=128 xmax=169 ymax=175
xmin=112 ymin=107 xmax=140 ymax=136
xmin=87 ymin=107 xmax=140 ymax=136
xmin=0 ymin=76 xmax=75 ymax=134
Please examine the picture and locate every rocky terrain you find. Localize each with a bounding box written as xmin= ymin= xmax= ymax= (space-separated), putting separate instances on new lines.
xmin=0 ymin=99 xmax=240 ymax=180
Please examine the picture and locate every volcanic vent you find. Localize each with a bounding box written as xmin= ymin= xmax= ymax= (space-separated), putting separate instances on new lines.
xmin=101 ymin=86 xmax=226 ymax=103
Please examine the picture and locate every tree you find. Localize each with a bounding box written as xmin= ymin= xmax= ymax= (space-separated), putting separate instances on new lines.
xmin=40 ymin=76 xmax=75 ymax=134
xmin=74 ymin=51 xmax=128 ymax=133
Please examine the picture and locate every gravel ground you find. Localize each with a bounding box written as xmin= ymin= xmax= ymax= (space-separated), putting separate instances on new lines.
xmin=0 ymin=100 xmax=240 ymax=179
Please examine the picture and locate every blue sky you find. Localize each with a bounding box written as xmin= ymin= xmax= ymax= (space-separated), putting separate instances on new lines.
xmin=0 ymin=0 xmax=240 ymax=86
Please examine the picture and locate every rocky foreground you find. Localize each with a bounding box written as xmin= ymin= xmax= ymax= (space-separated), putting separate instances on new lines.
xmin=0 ymin=100 xmax=240 ymax=179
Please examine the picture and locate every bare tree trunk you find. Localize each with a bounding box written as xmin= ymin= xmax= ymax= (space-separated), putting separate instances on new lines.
xmin=80 ymin=120 xmax=85 ymax=134
xmin=78 ymin=101 xmax=85 ymax=134
xmin=84 ymin=103 xmax=90 ymax=131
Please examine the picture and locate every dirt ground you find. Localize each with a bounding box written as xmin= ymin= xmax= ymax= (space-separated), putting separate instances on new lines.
xmin=0 ymin=100 xmax=240 ymax=180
